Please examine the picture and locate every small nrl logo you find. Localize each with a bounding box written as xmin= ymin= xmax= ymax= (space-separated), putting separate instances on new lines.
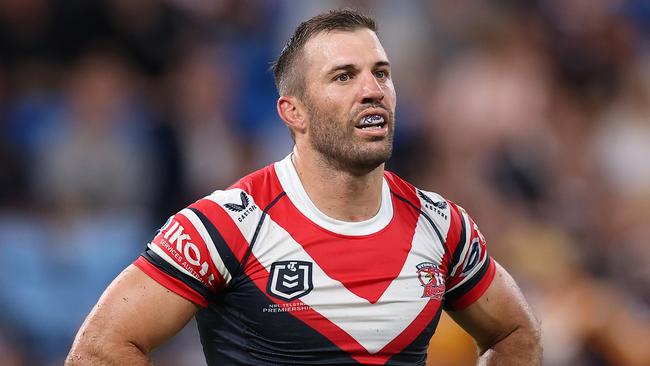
xmin=416 ymin=262 xmax=445 ymax=300
xmin=267 ymin=260 xmax=313 ymax=302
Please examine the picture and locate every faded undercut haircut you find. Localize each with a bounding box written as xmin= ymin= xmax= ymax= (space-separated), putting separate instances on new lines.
xmin=272 ymin=9 xmax=377 ymax=98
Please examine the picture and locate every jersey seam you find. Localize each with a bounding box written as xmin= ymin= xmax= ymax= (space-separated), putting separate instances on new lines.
xmin=238 ymin=191 xmax=287 ymax=277
xmin=189 ymin=207 xmax=241 ymax=283
xmin=389 ymin=190 xmax=446 ymax=247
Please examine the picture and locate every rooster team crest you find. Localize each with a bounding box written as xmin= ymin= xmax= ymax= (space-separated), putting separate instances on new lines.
xmin=416 ymin=262 xmax=445 ymax=300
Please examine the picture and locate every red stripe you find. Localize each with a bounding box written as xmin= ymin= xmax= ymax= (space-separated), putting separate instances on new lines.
xmin=243 ymin=249 xmax=388 ymax=364
xmin=198 ymin=167 xmax=444 ymax=361
xmin=383 ymin=171 xmax=420 ymax=207
xmin=174 ymin=213 xmax=225 ymax=290
xmin=190 ymin=199 xmax=251 ymax=264
xmin=241 ymin=172 xmax=441 ymax=362
xmin=134 ymin=256 xmax=208 ymax=307
xmin=242 ymin=247 xmax=443 ymax=363
xmin=444 ymin=202 xmax=463 ymax=274
xmin=230 ymin=163 xmax=284 ymax=210
xmin=188 ymin=164 xmax=285 ymax=267
xmin=268 ymin=190 xmax=419 ymax=304
xmin=445 ymin=208 xmax=491 ymax=292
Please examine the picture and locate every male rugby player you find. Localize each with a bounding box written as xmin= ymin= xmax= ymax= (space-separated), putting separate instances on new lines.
xmin=67 ymin=9 xmax=541 ymax=365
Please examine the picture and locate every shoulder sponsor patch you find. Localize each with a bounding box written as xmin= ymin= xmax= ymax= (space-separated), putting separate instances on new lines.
xmin=150 ymin=214 xmax=215 ymax=287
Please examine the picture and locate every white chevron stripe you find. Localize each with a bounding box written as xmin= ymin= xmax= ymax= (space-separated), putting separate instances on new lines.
xmin=245 ymin=213 xmax=445 ymax=354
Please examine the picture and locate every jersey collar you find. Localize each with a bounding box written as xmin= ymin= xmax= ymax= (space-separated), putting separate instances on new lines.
xmin=274 ymin=154 xmax=393 ymax=236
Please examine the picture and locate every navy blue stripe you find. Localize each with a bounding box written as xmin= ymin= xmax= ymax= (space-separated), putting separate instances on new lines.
xmin=443 ymin=254 xmax=491 ymax=311
xmin=141 ymin=250 xmax=215 ymax=302
xmin=239 ymin=192 xmax=287 ymax=272
xmin=390 ymin=190 xmax=445 ymax=245
xmin=196 ymin=274 xmax=359 ymax=365
xmin=189 ymin=207 xmax=242 ymax=278
xmin=386 ymin=305 xmax=443 ymax=366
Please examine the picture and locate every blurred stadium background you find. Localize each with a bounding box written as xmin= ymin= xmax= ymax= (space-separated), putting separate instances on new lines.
xmin=1 ymin=0 xmax=649 ymax=365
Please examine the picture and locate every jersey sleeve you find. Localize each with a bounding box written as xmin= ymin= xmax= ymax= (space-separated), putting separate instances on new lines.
xmin=134 ymin=207 xmax=230 ymax=307
xmin=443 ymin=202 xmax=496 ymax=311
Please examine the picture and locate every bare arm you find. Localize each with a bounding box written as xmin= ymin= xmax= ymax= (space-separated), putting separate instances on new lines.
xmin=447 ymin=261 xmax=542 ymax=365
xmin=65 ymin=264 xmax=199 ymax=365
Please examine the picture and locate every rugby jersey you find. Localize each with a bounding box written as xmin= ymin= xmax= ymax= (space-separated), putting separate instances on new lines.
xmin=134 ymin=154 xmax=496 ymax=365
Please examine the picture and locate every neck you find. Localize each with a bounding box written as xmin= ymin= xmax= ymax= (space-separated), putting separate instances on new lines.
xmin=291 ymin=146 xmax=385 ymax=222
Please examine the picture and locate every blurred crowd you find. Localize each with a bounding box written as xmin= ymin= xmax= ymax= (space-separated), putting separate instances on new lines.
xmin=1 ymin=0 xmax=649 ymax=365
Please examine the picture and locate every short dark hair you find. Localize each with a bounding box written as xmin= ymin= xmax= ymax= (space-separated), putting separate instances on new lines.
xmin=272 ymin=9 xmax=377 ymax=97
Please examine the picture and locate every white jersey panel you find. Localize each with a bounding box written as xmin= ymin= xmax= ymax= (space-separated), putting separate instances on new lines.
xmin=204 ymin=189 xmax=262 ymax=244
xmin=414 ymin=189 xmax=452 ymax=240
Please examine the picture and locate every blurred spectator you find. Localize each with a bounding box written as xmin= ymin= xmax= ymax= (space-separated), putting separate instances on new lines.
xmin=166 ymin=44 xmax=244 ymax=200
xmin=594 ymin=56 xmax=650 ymax=199
xmin=592 ymin=55 xmax=650 ymax=304
xmin=0 ymin=0 xmax=55 ymax=67
xmin=105 ymin=0 xmax=183 ymax=77
xmin=0 ymin=210 xmax=148 ymax=363
xmin=0 ymin=46 xmax=154 ymax=364
xmin=423 ymin=11 xmax=554 ymax=227
xmin=30 ymin=49 xmax=153 ymax=215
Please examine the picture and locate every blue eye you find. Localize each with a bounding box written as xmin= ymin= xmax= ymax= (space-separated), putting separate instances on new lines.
xmin=375 ymin=70 xmax=388 ymax=79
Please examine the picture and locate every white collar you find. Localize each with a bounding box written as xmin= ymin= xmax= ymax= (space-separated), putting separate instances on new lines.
xmin=273 ymin=154 xmax=393 ymax=236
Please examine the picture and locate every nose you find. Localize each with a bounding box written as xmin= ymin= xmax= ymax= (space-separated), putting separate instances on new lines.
xmin=360 ymin=71 xmax=384 ymax=105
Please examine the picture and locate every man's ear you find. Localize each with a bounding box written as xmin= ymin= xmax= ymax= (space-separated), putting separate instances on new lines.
xmin=277 ymin=96 xmax=307 ymax=134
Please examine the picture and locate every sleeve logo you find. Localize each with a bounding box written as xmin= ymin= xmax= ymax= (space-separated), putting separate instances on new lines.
xmin=417 ymin=190 xmax=449 ymax=220
xmin=416 ymin=262 xmax=445 ymax=300
xmin=460 ymin=238 xmax=481 ymax=276
xmin=267 ymin=261 xmax=313 ymax=302
xmin=224 ymin=191 xmax=250 ymax=212
xmin=158 ymin=218 xmax=214 ymax=286
xmin=223 ymin=191 xmax=258 ymax=223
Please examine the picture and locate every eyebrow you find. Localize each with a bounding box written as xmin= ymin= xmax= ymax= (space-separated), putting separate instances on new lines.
xmin=327 ymin=64 xmax=358 ymax=76
xmin=326 ymin=60 xmax=391 ymax=75
xmin=374 ymin=61 xmax=391 ymax=69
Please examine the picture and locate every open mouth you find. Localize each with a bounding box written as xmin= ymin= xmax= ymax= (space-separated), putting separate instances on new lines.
xmin=355 ymin=114 xmax=386 ymax=130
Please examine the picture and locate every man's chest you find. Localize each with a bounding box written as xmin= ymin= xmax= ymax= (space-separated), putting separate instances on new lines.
xmin=228 ymin=218 xmax=449 ymax=357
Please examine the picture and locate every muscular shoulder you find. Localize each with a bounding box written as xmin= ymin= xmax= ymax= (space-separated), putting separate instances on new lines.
xmin=135 ymin=163 xmax=285 ymax=306
xmin=191 ymin=163 xmax=283 ymax=238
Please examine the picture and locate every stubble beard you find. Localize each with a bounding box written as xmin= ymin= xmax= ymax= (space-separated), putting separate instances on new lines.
xmin=306 ymin=102 xmax=395 ymax=176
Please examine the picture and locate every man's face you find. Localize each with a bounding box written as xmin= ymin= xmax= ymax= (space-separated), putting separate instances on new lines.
xmin=299 ymin=28 xmax=396 ymax=175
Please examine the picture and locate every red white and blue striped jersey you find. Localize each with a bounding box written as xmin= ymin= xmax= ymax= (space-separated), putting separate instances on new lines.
xmin=134 ymin=155 xmax=496 ymax=365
